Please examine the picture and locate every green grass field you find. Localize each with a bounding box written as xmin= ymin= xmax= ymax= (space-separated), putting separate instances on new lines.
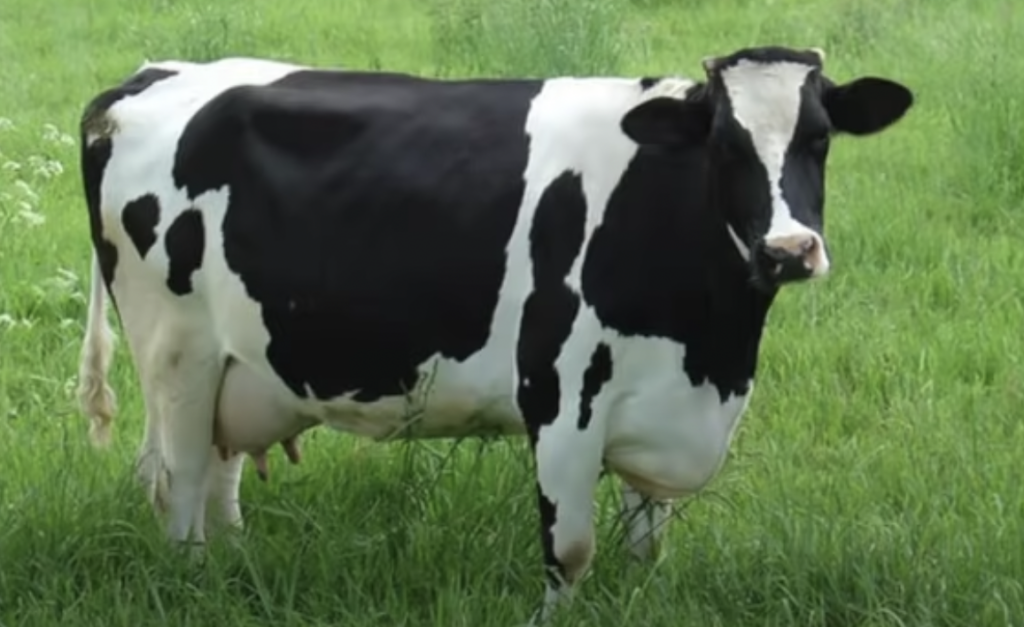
xmin=1 ymin=0 xmax=1022 ymax=624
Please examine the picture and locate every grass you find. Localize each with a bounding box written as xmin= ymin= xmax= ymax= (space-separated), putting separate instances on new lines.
xmin=1 ymin=0 xmax=1022 ymax=624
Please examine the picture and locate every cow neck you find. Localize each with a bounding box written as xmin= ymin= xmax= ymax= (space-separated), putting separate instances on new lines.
xmin=701 ymin=149 xmax=777 ymax=324
xmin=583 ymin=137 xmax=777 ymax=371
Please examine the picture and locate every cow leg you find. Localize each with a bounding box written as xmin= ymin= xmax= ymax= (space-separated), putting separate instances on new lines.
xmin=204 ymin=448 xmax=245 ymax=534
xmin=144 ymin=332 xmax=222 ymax=547
xmin=135 ymin=393 xmax=170 ymax=515
xmin=619 ymin=481 xmax=673 ymax=562
xmin=135 ymin=381 xmax=243 ymax=536
xmin=525 ymin=423 xmax=604 ymax=625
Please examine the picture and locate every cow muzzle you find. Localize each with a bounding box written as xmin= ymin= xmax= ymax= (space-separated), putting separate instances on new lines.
xmin=753 ymin=232 xmax=829 ymax=288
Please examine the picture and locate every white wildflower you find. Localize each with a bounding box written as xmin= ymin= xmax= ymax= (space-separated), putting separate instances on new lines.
xmin=36 ymin=267 xmax=84 ymax=302
xmin=41 ymin=123 xmax=60 ymax=142
xmin=13 ymin=179 xmax=39 ymax=203
xmin=27 ymin=155 xmax=63 ymax=179
xmin=0 ymin=314 xmax=32 ymax=330
xmin=16 ymin=206 xmax=46 ymax=227
xmin=41 ymin=123 xmax=75 ymax=147
xmin=0 ymin=117 xmax=13 ymax=131
xmin=56 ymin=267 xmax=80 ymax=285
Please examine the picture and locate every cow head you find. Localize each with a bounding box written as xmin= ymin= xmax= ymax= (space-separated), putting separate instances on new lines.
xmin=620 ymin=46 xmax=914 ymax=291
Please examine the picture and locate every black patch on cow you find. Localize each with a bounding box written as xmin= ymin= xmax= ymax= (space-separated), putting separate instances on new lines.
xmin=121 ymin=193 xmax=161 ymax=258
xmin=79 ymin=67 xmax=178 ymax=298
xmin=577 ymin=342 xmax=612 ymax=430
xmin=516 ymin=291 xmax=580 ymax=426
xmin=515 ymin=170 xmax=587 ymax=430
xmin=527 ymin=424 xmax=568 ymax=589
xmin=172 ymin=70 xmax=544 ymax=399
xmin=639 ymin=76 xmax=660 ymax=91
xmin=80 ymin=138 xmax=119 ymax=295
xmin=778 ymin=72 xmax=830 ymax=237
xmin=535 ymin=481 xmax=562 ymax=588
xmin=164 ymin=208 xmax=205 ymax=295
xmin=581 ymin=141 xmax=774 ymax=403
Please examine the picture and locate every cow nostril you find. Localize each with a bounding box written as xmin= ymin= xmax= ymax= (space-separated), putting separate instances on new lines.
xmin=799 ymin=237 xmax=817 ymax=256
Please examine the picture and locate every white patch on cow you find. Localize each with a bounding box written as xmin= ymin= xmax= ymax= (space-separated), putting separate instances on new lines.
xmin=720 ymin=59 xmax=830 ymax=274
xmin=600 ymin=335 xmax=751 ymax=500
xmin=137 ymin=59 xmax=203 ymax=75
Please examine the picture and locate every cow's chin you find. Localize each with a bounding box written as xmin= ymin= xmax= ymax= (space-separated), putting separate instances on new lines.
xmin=748 ymin=266 xmax=782 ymax=294
xmin=749 ymin=257 xmax=818 ymax=293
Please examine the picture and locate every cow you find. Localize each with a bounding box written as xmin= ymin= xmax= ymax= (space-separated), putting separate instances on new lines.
xmin=75 ymin=47 xmax=913 ymax=623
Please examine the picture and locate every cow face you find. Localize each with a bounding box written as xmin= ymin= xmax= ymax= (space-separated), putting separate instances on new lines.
xmin=620 ymin=46 xmax=914 ymax=291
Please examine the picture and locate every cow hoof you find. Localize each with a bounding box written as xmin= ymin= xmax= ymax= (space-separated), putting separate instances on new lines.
xmin=171 ymin=539 xmax=208 ymax=565
xmin=207 ymin=524 xmax=245 ymax=550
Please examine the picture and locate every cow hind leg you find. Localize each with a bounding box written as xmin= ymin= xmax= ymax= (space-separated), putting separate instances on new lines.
xmin=140 ymin=327 xmax=222 ymax=547
xmin=204 ymin=448 xmax=244 ymax=535
xmin=619 ymin=481 xmax=673 ymax=563
xmin=135 ymin=391 xmax=169 ymax=515
xmin=134 ymin=398 xmax=245 ymax=539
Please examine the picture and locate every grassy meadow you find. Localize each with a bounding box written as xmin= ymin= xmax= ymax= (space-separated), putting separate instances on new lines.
xmin=1 ymin=0 xmax=1023 ymax=624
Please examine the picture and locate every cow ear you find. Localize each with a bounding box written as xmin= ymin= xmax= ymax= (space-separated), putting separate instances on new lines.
xmin=823 ymin=77 xmax=913 ymax=136
xmin=621 ymin=96 xmax=711 ymax=147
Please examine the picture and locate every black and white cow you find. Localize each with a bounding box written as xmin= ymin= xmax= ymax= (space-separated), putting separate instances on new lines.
xmin=75 ymin=47 xmax=912 ymax=622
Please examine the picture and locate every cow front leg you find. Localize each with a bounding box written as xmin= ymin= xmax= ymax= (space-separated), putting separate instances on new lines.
xmin=619 ymin=481 xmax=673 ymax=562
xmin=523 ymin=421 xmax=605 ymax=625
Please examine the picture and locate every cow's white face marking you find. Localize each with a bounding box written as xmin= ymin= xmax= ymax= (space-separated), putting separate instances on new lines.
xmin=719 ymin=59 xmax=830 ymax=276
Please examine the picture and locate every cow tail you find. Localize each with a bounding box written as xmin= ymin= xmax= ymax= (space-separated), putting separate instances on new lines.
xmin=76 ymin=250 xmax=118 ymax=448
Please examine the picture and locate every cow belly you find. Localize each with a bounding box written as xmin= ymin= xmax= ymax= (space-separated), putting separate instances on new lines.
xmin=314 ymin=371 xmax=525 ymax=441
xmin=602 ymin=383 xmax=751 ymax=501
xmin=214 ymin=356 xmax=525 ymax=472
